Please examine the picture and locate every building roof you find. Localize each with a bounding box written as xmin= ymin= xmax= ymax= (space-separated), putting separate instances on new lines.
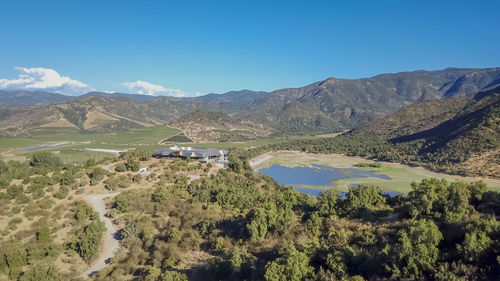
xmin=153 ymin=145 xmax=228 ymax=158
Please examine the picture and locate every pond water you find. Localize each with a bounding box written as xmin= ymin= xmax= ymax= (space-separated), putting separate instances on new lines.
xmin=24 ymin=142 xmax=71 ymax=151
xmin=258 ymin=164 xmax=397 ymax=196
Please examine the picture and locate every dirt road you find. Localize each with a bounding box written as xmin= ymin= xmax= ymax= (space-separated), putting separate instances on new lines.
xmin=249 ymin=153 xmax=273 ymax=169
xmin=79 ymin=193 xmax=120 ymax=279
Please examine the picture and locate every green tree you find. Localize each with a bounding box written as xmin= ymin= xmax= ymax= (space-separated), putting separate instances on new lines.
xmin=160 ymin=270 xmax=188 ymax=281
xmin=89 ymin=167 xmax=106 ymax=186
xmin=306 ymin=212 xmax=323 ymax=237
xmin=264 ymin=241 xmax=313 ymax=281
xmin=229 ymin=247 xmax=257 ymax=279
xmin=126 ymin=159 xmax=140 ymax=172
xmin=326 ymin=250 xmax=347 ymax=278
xmin=457 ymin=217 xmax=499 ymax=264
xmin=392 ymin=219 xmax=443 ymax=277
xmin=442 ymin=181 xmax=477 ymax=223
xmin=72 ymin=220 xmax=106 ymax=260
xmin=104 ymin=176 xmax=118 ymax=191
xmin=165 ymin=227 xmax=183 ymax=243
xmin=115 ymin=193 xmax=130 ymax=213
xmin=246 ymin=208 xmax=269 ymax=241
xmin=406 ymin=179 xmax=447 ymax=219
xmin=73 ymin=201 xmax=95 ymax=222
xmin=316 ymin=190 xmax=340 ymax=217
xmin=29 ymin=151 xmax=62 ymax=167
xmin=115 ymin=163 xmax=127 ymax=172
xmin=407 ymin=179 xmax=478 ymax=223
xmin=214 ymin=236 xmax=225 ymax=253
xmin=144 ymin=266 xmax=161 ymax=281
xmin=344 ymin=185 xmax=387 ymax=218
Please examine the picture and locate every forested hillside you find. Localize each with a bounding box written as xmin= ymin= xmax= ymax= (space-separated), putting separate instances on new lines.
xmin=266 ymin=86 xmax=500 ymax=178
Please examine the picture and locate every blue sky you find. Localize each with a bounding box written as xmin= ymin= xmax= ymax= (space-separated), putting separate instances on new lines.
xmin=0 ymin=0 xmax=499 ymax=96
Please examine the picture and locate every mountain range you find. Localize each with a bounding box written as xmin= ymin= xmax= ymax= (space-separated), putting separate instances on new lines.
xmin=323 ymin=85 xmax=500 ymax=178
xmin=1 ymin=67 xmax=499 ymax=137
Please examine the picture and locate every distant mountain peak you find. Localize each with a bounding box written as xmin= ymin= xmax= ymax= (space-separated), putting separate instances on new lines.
xmin=1 ymin=67 xmax=500 ymax=137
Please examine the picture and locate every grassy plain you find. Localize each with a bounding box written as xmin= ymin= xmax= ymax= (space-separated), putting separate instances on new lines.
xmin=254 ymin=151 xmax=500 ymax=192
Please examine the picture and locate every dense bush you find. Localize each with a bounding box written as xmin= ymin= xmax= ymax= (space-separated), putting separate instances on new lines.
xmin=29 ymin=151 xmax=62 ymax=167
xmin=3 ymin=145 xmax=498 ymax=281
xmin=70 ymin=220 xmax=106 ymax=260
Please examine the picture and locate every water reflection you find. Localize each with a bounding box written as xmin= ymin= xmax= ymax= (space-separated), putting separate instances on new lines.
xmin=259 ymin=164 xmax=400 ymax=196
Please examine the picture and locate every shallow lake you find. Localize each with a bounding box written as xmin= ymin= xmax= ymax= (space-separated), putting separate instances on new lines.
xmin=258 ymin=164 xmax=397 ymax=196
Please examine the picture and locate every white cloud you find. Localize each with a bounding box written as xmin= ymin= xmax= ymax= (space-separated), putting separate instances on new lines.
xmin=122 ymin=80 xmax=200 ymax=97
xmin=0 ymin=67 xmax=92 ymax=96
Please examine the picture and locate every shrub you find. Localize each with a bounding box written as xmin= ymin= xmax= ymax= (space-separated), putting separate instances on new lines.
xmin=160 ymin=270 xmax=188 ymax=281
xmin=152 ymin=187 xmax=168 ymax=203
xmin=73 ymin=201 xmax=96 ymax=222
xmin=29 ymin=151 xmax=62 ymax=167
xmin=89 ymin=167 xmax=106 ymax=186
xmin=115 ymin=193 xmax=130 ymax=213
xmin=126 ymin=160 xmax=140 ymax=172
xmin=7 ymin=184 xmax=23 ymax=199
xmin=115 ymin=163 xmax=127 ymax=172
xmin=70 ymin=220 xmax=106 ymax=260
xmin=165 ymin=227 xmax=183 ymax=243
xmin=36 ymin=226 xmax=52 ymax=244
xmin=53 ymin=186 xmax=70 ymax=199
xmin=60 ymin=172 xmax=75 ymax=186
xmin=132 ymin=174 xmax=143 ymax=183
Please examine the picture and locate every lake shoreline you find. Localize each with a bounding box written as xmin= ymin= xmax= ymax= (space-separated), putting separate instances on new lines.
xmin=253 ymin=151 xmax=500 ymax=192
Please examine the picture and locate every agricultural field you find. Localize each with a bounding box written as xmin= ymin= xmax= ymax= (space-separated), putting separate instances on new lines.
xmin=0 ymin=126 xmax=181 ymax=162
xmin=13 ymin=126 xmax=182 ymax=146
xmin=0 ymin=126 xmax=319 ymax=165
xmin=254 ymin=151 xmax=500 ymax=193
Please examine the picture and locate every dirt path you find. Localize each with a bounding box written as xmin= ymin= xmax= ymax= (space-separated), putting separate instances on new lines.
xmin=79 ymin=193 xmax=120 ymax=279
xmin=249 ymin=153 xmax=273 ymax=168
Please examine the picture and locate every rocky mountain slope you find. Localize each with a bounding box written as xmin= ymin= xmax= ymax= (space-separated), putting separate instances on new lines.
xmin=194 ymin=90 xmax=267 ymax=103
xmin=169 ymin=110 xmax=268 ymax=142
xmin=1 ymin=67 xmax=499 ymax=136
xmin=246 ymin=67 xmax=500 ymax=133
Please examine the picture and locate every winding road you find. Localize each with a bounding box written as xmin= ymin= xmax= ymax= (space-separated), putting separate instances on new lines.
xmin=79 ymin=193 xmax=120 ymax=279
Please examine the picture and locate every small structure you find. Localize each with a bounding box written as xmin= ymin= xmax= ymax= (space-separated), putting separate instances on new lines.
xmin=83 ymin=148 xmax=125 ymax=155
xmin=139 ymin=167 xmax=151 ymax=174
xmin=153 ymin=145 xmax=229 ymax=165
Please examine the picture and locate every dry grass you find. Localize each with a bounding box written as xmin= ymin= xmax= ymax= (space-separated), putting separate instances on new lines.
xmin=83 ymin=111 xmax=119 ymax=130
